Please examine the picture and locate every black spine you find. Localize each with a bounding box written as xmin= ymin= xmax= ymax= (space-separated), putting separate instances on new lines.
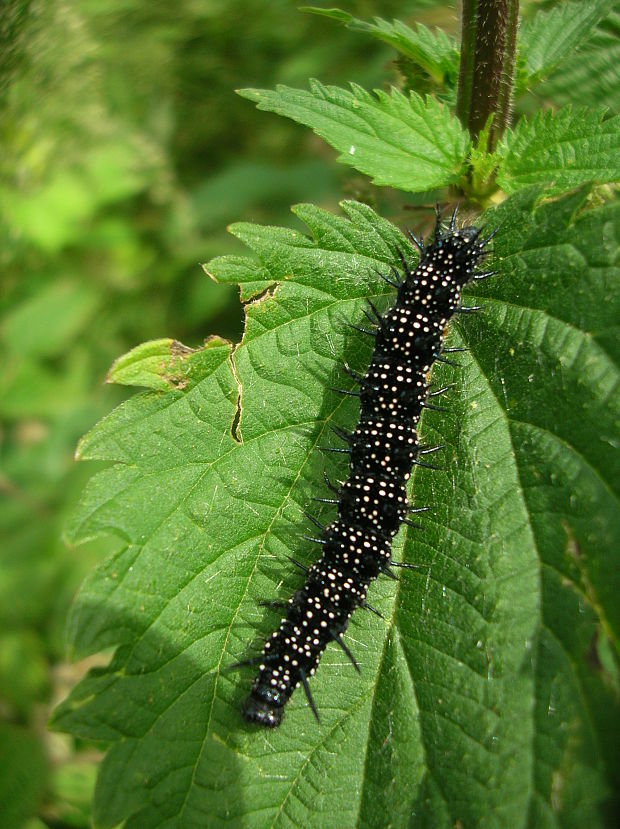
xmin=242 ymin=221 xmax=488 ymax=727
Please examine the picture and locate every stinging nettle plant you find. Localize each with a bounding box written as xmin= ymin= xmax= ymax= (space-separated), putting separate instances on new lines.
xmin=53 ymin=2 xmax=619 ymax=828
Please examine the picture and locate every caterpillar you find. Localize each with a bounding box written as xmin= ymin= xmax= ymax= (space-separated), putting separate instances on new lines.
xmin=239 ymin=208 xmax=493 ymax=727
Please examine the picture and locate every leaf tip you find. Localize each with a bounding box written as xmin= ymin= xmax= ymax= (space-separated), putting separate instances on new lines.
xmin=105 ymin=338 xmax=198 ymax=391
xmin=236 ymin=87 xmax=262 ymax=102
xmin=201 ymin=262 xmax=219 ymax=284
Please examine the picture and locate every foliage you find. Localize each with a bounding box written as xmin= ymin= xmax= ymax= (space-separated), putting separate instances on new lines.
xmin=0 ymin=0 xmax=398 ymax=825
xmin=3 ymin=0 xmax=618 ymax=827
xmin=516 ymin=0 xmax=613 ymax=90
xmin=496 ymin=107 xmax=620 ymax=193
xmin=302 ymin=7 xmax=460 ymax=93
xmin=54 ymin=188 xmax=619 ymax=829
xmin=541 ymin=4 xmax=620 ymax=109
xmin=238 ymin=81 xmax=471 ymax=191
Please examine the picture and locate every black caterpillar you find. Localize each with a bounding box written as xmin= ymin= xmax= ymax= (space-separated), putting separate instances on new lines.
xmin=240 ymin=209 xmax=493 ymax=727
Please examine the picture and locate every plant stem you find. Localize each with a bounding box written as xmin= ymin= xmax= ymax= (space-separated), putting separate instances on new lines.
xmin=457 ymin=0 xmax=519 ymax=152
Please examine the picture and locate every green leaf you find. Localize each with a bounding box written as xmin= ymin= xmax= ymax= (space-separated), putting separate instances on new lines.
xmin=542 ymin=6 xmax=620 ymax=109
xmin=517 ymin=0 xmax=613 ymax=89
xmin=496 ymin=107 xmax=620 ymax=194
xmin=104 ymin=338 xmax=210 ymax=392
xmin=301 ymin=8 xmax=459 ymax=87
xmin=238 ymin=80 xmax=470 ymax=192
xmin=51 ymin=194 xmax=619 ymax=827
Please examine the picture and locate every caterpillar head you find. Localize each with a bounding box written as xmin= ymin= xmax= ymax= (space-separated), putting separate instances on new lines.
xmin=431 ymin=225 xmax=487 ymax=287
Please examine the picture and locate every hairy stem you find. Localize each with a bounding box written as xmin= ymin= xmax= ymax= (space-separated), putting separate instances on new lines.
xmin=457 ymin=0 xmax=519 ymax=152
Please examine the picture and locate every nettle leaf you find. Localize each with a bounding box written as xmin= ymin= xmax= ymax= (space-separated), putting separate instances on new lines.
xmin=238 ymin=80 xmax=470 ymax=192
xmin=301 ymin=7 xmax=459 ymax=87
xmin=543 ymin=6 xmax=620 ymax=109
xmin=517 ymin=0 xmax=613 ymax=91
xmin=52 ymin=194 xmax=619 ymax=828
xmin=105 ymin=338 xmax=202 ymax=392
xmin=496 ymin=107 xmax=620 ymax=194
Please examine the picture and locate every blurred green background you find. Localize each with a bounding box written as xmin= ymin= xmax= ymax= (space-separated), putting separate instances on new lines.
xmin=0 ymin=1 xmax=443 ymax=825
